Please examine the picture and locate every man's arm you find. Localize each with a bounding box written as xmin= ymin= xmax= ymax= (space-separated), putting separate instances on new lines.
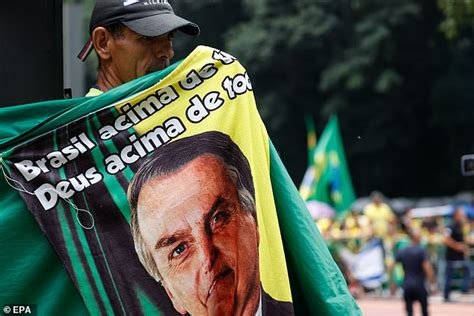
xmin=422 ymin=259 xmax=437 ymax=293
xmin=422 ymin=259 xmax=435 ymax=284
xmin=444 ymin=235 xmax=465 ymax=252
xmin=443 ymin=228 xmax=467 ymax=253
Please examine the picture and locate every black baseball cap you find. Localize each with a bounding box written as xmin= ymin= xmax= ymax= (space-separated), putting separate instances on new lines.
xmin=78 ymin=0 xmax=200 ymax=61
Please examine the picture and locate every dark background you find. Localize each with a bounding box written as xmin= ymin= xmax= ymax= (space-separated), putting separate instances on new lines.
xmin=0 ymin=0 xmax=63 ymax=106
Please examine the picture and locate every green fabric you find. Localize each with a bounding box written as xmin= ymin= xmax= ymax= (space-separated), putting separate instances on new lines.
xmin=0 ymin=55 xmax=359 ymax=315
xmin=0 ymin=143 xmax=361 ymax=316
xmin=270 ymin=141 xmax=361 ymax=315
xmin=0 ymin=61 xmax=181 ymax=152
xmin=0 ymin=176 xmax=88 ymax=315
xmin=0 ymin=61 xmax=181 ymax=316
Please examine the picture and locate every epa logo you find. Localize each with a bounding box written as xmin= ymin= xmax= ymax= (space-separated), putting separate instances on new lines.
xmin=2 ymin=305 xmax=36 ymax=315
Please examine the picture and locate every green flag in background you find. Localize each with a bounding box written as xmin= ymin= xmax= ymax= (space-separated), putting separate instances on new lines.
xmin=299 ymin=115 xmax=356 ymax=218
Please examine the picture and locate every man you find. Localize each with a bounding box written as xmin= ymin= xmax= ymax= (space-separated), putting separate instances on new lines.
xmin=78 ymin=0 xmax=200 ymax=96
xmin=394 ymin=230 xmax=436 ymax=316
xmin=128 ymin=131 xmax=293 ymax=315
xmin=363 ymin=191 xmax=396 ymax=239
xmin=443 ymin=207 xmax=470 ymax=301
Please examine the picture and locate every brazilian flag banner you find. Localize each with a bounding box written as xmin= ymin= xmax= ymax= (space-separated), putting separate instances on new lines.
xmin=299 ymin=116 xmax=356 ymax=219
xmin=0 ymin=46 xmax=360 ymax=315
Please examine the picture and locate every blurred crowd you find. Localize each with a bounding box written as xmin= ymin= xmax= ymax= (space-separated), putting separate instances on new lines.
xmin=316 ymin=192 xmax=474 ymax=301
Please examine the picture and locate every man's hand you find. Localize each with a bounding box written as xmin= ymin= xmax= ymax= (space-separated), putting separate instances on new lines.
xmin=390 ymin=283 xmax=397 ymax=296
xmin=444 ymin=235 xmax=467 ymax=255
xmin=456 ymin=243 xmax=468 ymax=255
xmin=428 ymin=282 xmax=438 ymax=295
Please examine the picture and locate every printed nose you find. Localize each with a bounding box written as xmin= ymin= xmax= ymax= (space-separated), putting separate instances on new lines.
xmin=200 ymin=236 xmax=217 ymax=273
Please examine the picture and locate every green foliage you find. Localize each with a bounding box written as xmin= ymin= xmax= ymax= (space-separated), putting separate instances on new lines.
xmin=438 ymin=0 xmax=474 ymax=39
xmin=223 ymin=0 xmax=474 ymax=197
xmin=320 ymin=1 xmax=419 ymax=108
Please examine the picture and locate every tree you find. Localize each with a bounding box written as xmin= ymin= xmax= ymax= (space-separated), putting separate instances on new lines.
xmin=223 ymin=0 xmax=474 ymax=197
xmin=438 ymin=0 xmax=474 ymax=39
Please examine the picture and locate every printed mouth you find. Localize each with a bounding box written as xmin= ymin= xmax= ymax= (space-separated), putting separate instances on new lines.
xmin=207 ymin=268 xmax=233 ymax=300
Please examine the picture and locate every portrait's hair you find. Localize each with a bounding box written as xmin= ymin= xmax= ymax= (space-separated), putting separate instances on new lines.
xmin=128 ymin=131 xmax=256 ymax=282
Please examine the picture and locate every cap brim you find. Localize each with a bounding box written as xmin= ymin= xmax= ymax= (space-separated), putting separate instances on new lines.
xmin=123 ymin=12 xmax=200 ymax=37
xmin=77 ymin=12 xmax=200 ymax=61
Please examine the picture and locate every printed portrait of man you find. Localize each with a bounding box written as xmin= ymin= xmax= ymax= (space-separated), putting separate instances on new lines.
xmin=128 ymin=131 xmax=293 ymax=315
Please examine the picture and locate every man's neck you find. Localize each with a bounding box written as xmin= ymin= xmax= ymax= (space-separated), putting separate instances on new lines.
xmin=95 ymin=67 xmax=123 ymax=92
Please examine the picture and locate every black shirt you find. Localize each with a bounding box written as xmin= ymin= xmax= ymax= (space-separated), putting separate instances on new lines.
xmin=445 ymin=221 xmax=464 ymax=261
xmin=396 ymin=245 xmax=427 ymax=290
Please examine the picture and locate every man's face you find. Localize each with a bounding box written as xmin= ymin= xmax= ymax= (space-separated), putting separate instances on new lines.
xmin=373 ymin=195 xmax=381 ymax=205
xmin=454 ymin=208 xmax=465 ymax=222
xmin=108 ymin=26 xmax=175 ymax=84
xmin=136 ymin=155 xmax=260 ymax=315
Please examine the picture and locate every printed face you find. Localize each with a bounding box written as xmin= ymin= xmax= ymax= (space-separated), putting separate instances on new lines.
xmin=136 ymin=155 xmax=260 ymax=315
xmin=108 ymin=27 xmax=175 ymax=84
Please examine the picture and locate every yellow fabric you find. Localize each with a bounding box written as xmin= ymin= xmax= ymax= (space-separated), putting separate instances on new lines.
xmin=363 ymin=202 xmax=395 ymax=237
xmin=85 ymin=87 xmax=103 ymax=97
xmin=104 ymin=46 xmax=292 ymax=302
xmin=344 ymin=214 xmax=371 ymax=239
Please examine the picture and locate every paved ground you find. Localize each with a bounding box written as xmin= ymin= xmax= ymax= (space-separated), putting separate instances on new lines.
xmin=357 ymin=292 xmax=474 ymax=316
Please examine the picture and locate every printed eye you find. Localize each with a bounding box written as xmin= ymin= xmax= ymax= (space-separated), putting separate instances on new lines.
xmin=171 ymin=243 xmax=187 ymax=258
xmin=211 ymin=210 xmax=230 ymax=229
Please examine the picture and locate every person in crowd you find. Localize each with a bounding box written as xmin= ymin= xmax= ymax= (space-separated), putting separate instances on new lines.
xmin=363 ymin=191 xmax=397 ymax=239
xmin=78 ymin=0 xmax=200 ymax=96
xmin=393 ymin=229 xmax=436 ymax=316
xmin=364 ymin=191 xmax=397 ymax=288
xmin=443 ymin=207 xmax=471 ymax=301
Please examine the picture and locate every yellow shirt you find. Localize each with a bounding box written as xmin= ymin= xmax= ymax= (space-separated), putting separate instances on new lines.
xmin=363 ymin=202 xmax=395 ymax=238
xmin=85 ymin=87 xmax=102 ymax=97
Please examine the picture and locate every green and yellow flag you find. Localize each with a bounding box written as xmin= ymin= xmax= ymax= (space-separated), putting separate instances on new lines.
xmin=299 ymin=116 xmax=356 ymax=218
xmin=0 ymin=47 xmax=359 ymax=315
